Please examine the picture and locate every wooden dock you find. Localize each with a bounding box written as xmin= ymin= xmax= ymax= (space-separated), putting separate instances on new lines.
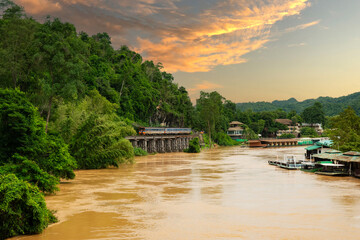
xmin=249 ymin=139 xmax=299 ymax=148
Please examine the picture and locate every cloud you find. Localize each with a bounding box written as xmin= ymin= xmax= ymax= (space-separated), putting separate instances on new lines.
xmin=187 ymin=80 xmax=224 ymax=102
xmin=188 ymin=81 xmax=223 ymax=93
xmin=14 ymin=0 xmax=311 ymax=72
xmin=288 ymin=42 xmax=307 ymax=47
xmin=14 ymin=0 xmax=62 ymax=14
xmin=285 ymin=20 xmax=321 ymax=32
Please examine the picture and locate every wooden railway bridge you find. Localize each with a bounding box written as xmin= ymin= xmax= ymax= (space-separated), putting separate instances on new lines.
xmin=125 ymin=135 xmax=196 ymax=153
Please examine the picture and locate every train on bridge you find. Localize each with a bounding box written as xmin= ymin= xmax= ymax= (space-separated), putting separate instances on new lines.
xmin=138 ymin=127 xmax=191 ymax=135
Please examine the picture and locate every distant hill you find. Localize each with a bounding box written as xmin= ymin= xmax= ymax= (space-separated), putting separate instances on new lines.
xmin=236 ymin=92 xmax=360 ymax=116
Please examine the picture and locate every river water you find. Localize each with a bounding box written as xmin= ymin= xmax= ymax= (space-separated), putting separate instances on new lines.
xmin=11 ymin=146 xmax=360 ymax=240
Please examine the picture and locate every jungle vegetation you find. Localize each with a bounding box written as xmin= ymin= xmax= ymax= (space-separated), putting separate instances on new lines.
xmin=237 ymin=92 xmax=360 ymax=116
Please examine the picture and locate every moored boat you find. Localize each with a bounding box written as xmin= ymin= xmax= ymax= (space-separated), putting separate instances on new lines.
xmin=268 ymin=160 xmax=280 ymax=166
xmin=314 ymin=162 xmax=349 ymax=176
xmin=278 ymin=155 xmax=302 ymax=170
xmin=300 ymin=161 xmax=332 ymax=173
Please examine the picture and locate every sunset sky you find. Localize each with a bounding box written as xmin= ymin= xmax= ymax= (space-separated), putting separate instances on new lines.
xmin=14 ymin=0 xmax=360 ymax=103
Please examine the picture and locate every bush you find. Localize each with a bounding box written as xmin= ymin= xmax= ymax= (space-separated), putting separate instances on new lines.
xmin=0 ymin=154 xmax=59 ymax=194
xmin=134 ymin=147 xmax=148 ymax=156
xmin=0 ymin=174 xmax=57 ymax=239
xmin=70 ymin=114 xmax=135 ymax=169
xmin=184 ymin=137 xmax=201 ymax=153
xmin=52 ymin=90 xmax=136 ymax=169
xmin=300 ymin=127 xmax=318 ymax=137
xmin=242 ymin=125 xmax=258 ymax=140
xmin=0 ymin=88 xmax=76 ymax=193
xmin=278 ymin=133 xmax=295 ymax=139
xmin=202 ymin=134 xmax=212 ymax=148
xmin=213 ymin=132 xmax=240 ymax=146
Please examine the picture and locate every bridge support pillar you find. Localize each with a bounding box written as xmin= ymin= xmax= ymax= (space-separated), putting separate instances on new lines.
xmin=143 ymin=139 xmax=147 ymax=152
xmin=178 ymin=138 xmax=183 ymax=151
xmin=172 ymin=138 xmax=178 ymax=152
xmin=132 ymin=140 xmax=138 ymax=148
xmin=156 ymin=139 xmax=165 ymax=153
xmin=165 ymin=139 xmax=172 ymax=152
xmin=148 ymin=139 xmax=156 ymax=153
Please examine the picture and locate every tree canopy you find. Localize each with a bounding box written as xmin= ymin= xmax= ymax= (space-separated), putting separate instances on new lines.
xmin=327 ymin=107 xmax=360 ymax=152
xmin=301 ymin=102 xmax=325 ymax=126
xmin=0 ymin=88 xmax=76 ymax=193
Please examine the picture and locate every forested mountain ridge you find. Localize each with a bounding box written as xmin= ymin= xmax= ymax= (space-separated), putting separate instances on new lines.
xmin=236 ymin=92 xmax=360 ymax=116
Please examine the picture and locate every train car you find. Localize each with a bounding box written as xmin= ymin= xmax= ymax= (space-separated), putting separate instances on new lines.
xmin=138 ymin=127 xmax=191 ymax=135
xmin=138 ymin=127 xmax=165 ymax=135
xmin=165 ymin=128 xmax=191 ymax=135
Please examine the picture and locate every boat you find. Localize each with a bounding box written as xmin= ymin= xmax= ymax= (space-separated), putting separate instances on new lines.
xmin=278 ymin=155 xmax=302 ymax=170
xmin=300 ymin=161 xmax=332 ymax=173
xmin=314 ymin=162 xmax=349 ymax=176
xmin=268 ymin=155 xmax=281 ymax=166
xmin=300 ymin=161 xmax=317 ymax=172
xmin=268 ymin=160 xmax=280 ymax=166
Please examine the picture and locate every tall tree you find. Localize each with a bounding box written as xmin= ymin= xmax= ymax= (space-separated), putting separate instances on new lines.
xmin=196 ymin=91 xmax=223 ymax=147
xmin=301 ymin=102 xmax=325 ymax=126
xmin=0 ymin=4 xmax=38 ymax=89
xmin=33 ymin=18 xmax=88 ymax=131
xmin=327 ymin=107 xmax=360 ymax=151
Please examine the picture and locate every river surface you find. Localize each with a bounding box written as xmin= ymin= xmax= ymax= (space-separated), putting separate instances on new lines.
xmin=11 ymin=146 xmax=360 ymax=240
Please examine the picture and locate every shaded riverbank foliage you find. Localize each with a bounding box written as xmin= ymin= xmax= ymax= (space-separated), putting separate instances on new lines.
xmin=134 ymin=147 xmax=148 ymax=156
xmin=0 ymin=88 xmax=76 ymax=193
xmin=213 ymin=132 xmax=240 ymax=146
xmin=184 ymin=137 xmax=201 ymax=153
xmin=52 ymin=90 xmax=136 ymax=169
xmin=0 ymin=174 xmax=57 ymax=239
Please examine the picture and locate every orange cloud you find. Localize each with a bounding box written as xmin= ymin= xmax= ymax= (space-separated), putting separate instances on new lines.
xmin=188 ymin=81 xmax=223 ymax=93
xmin=187 ymin=80 xmax=224 ymax=102
xmin=285 ymin=20 xmax=320 ymax=32
xmin=14 ymin=0 xmax=311 ymax=73
xmin=15 ymin=0 xmax=61 ymax=14
xmin=135 ymin=0 xmax=311 ymax=72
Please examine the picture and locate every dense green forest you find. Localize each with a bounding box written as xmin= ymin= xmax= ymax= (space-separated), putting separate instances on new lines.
xmin=237 ymin=92 xmax=360 ymax=116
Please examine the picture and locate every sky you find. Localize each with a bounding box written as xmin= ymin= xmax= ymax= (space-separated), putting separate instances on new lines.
xmin=13 ymin=0 xmax=360 ymax=103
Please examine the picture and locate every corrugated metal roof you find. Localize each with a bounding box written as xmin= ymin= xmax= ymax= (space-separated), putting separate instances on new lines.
xmin=334 ymin=155 xmax=360 ymax=163
xmin=343 ymin=151 xmax=360 ymax=156
xmin=305 ymin=145 xmax=321 ymax=151
xmin=312 ymin=150 xmax=360 ymax=163
xmin=324 ymin=149 xmax=342 ymax=154
xmin=312 ymin=153 xmax=339 ymax=160
xmin=315 ymin=140 xmax=333 ymax=147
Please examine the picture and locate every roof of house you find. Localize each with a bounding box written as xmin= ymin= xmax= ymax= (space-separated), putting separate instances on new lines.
xmin=305 ymin=145 xmax=322 ymax=151
xmin=313 ymin=151 xmax=360 ymax=162
xmin=343 ymin=151 xmax=360 ymax=156
xmin=275 ymin=119 xmax=292 ymax=125
xmin=229 ymin=121 xmax=243 ymax=125
xmin=312 ymin=153 xmax=338 ymax=160
xmin=228 ymin=127 xmax=243 ymax=131
xmin=315 ymin=140 xmax=333 ymax=147
xmin=324 ymin=149 xmax=342 ymax=154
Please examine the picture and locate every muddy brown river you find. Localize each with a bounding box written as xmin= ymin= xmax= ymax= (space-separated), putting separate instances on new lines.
xmin=11 ymin=146 xmax=360 ymax=240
